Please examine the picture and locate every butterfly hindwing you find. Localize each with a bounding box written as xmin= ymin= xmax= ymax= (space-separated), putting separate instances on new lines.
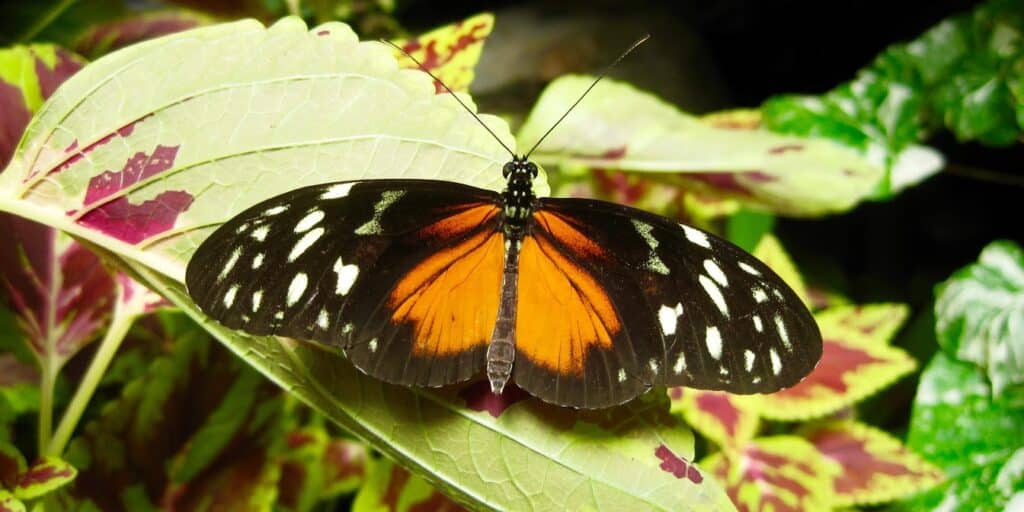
xmin=185 ymin=180 xmax=503 ymax=387
xmin=515 ymin=197 xmax=822 ymax=407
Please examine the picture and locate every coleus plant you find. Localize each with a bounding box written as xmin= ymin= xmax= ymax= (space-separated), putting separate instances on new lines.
xmin=0 ymin=13 xmax=731 ymax=510
xmin=670 ymin=235 xmax=944 ymax=510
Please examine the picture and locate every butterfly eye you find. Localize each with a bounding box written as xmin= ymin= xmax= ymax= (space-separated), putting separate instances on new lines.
xmin=503 ymin=162 xmax=515 ymax=178
xmin=527 ymin=163 xmax=538 ymax=177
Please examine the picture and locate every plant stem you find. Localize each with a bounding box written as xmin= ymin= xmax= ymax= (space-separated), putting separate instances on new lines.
xmin=37 ymin=359 xmax=57 ymax=455
xmin=46 ymin=298 xmax=135 ymax=456
xmin=17 ymin=0 xmax=78 ymax=43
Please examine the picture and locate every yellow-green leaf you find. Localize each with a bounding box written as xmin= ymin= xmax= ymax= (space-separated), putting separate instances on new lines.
xmin=391 ymin=13 xmax=494 ymax=93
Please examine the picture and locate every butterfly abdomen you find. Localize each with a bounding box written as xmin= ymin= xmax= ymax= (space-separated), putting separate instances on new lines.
xmin=486 ymin=238 xmax=521 ymax=393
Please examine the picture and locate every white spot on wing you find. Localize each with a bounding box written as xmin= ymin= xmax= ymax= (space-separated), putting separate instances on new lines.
xmin=295 ymin=210 xmax=325 ymax=233
xmin=752 ymin=287 xmax=768 ymax=303
xmin=252 ymin=253 xmax=264 ymax=269
xmin=705 ymin=326 xmax=723 ymax=359
xmin=252 ymin=290 xmax=262 ymax=312
xmin=770 ymin=348 xmax=782 ymax=375
xmin=681 ymin=224 xmax=711 ymax=248
xmin=368 ymin=338 xmax=378 ymax=352
xmin=648 ymin=359 xmax=660 ymax=375
xmin=699 ymin=275 xmax=729 ymax=317
xmin=264 ymin=205 xmax=288 ymax=216
xmin=274 ymin=311 xmax=284 ymax=320
xmin=744 ymin=350 xmax=755 ymax=372
xmin=333 ymin=257 xmax=359 ymax=295
xmin=753 ymin=315 xmax=763 ymax=332
xmin=774 ymin=314 xmax=791 ymax=350
xmin=223 ymin=285 xmax=239 ymax=308
xmin=658 ymin=303 xmax=683 ymax=336
xmin=317 ymin=309 xmax=330 ymax=329
xmin=218 ymin=248 xmax=241 ymax=282
xmin=618 ymin=368 xmax=627 ymax=383
xmin=288 ymin=227 xmax=324 ymax=262
xmin=251 ymin=226 xmax=269 ymax=242
xmin=738 ymin=261 xmax=761 ymax=276
xmin=342 ymin=323 xmax=354 ymax=334
xmin=703 ymin=259 xmax=728 ymax=287
xmin=321 ymin=183 xmax=354 ymax=199
xmin=772 ymin=288 xmax=785 ymax=301
xmin=673 ymin=352 xmax=686 ymax=374
xmin=287 ymin=273 xmax=308 ymax=306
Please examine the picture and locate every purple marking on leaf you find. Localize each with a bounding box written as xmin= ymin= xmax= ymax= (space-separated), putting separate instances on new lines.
xmin=317 ymin=30 xmax=330 ymax=36
xmin=76 ymin=190 xmax=194 ymax=244
xmin=0 ymin=445 xmax=23 ymax=489
xmin=323 ymin=440 xmax=366 ymax=481
xmin=38 ymin=115 xmax=153 ymax=180
xmin=18 ymin=459 xmax=74 ymax=487
xmin=668 ymin=387 xmax=683 ymax=400
xmin=0 ymin=80 xmax=32 ymax=170
xmin=459 ymin=381 xmax=530 ymax=418
xmin=34 ymin=49 xmax=85 ymax=99
xmin=655 ymin=444 xmax=703 ymax=484
xmin=768 ymin=144 xmax=804 ymax=154
xmin=82 ymin=144 xmax=179 ymax=205
xmin=695 ymin=392 xmax=740 ymax=438
xmin=116 ymin=273 xmax=170 ymax=312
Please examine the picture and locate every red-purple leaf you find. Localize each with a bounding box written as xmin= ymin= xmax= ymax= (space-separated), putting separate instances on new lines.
xmin=0 ymin=214 xmax=115 ymax=367
xmin=801 ymin=421 xmax=944 ymax=506
xmin=0 ymin=443 xmax=26 ymax=490
xmin=0 ymin=355 xmax=37 ymax=388
xmin=74 ymin=10 xmax=211 ymax=59
xmin=703 ymin=436 xmax=839 ymax=512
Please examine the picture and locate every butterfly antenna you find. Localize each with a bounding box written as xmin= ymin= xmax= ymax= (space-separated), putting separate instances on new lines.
xmin=380 ymin=39 xmax=517 ymax=159
xmin=524 ymin=34 xmax=650 ymax=159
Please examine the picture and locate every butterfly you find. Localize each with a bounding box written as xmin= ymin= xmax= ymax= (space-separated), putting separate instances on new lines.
xmin=185 ymin=36 xmax=822 ymax=409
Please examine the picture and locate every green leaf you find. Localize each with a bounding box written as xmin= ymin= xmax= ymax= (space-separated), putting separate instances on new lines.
xmin=935 ymin=241 xmax=1024 ymax=394
xmin=519 ymin=76 xmax=885 ymax=217
xmin=1 ymin=18 xmax=729 ymax=510
xmin=12 ymin=456 xmax=76 ymax=500
xmin=0 ymin=489 xmax=24 ymax=512
xmin=906 ymin=352 xmax=1024 ymax=510
xmin=352 ymin=457 xmax=464 ymax=512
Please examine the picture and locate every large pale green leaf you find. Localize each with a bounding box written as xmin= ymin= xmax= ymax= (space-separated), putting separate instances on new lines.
xmin=519 ymin=75 xmax=891 ymax=217
xmin=0 ymin=18 xmax=727 ymax=510
xmin=935 ymin=241 xmax=1024 ymax=394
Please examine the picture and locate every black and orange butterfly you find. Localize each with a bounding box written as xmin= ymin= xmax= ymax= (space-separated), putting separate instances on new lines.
xmin=185 ymin=37 xmax=821 ymax=409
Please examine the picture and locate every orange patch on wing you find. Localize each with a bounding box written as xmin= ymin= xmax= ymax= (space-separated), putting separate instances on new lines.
xmin=419 ymin=204 xmax=498 ymax=238
xmin=516 ymin=235 xmax=621 ymax=375
xmin=533 ymin=210 xmax=606 ymax=258
xmin=389 ymin=230 xmax=503 ymax=357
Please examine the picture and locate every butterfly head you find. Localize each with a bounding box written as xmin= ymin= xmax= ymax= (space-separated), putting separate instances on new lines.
xmin=503 ymin=156 xmax=538 ymax=184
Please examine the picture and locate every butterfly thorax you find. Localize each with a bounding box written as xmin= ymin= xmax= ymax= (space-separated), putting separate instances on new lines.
xmin=500 ymin=156 xmax=538 ymax=235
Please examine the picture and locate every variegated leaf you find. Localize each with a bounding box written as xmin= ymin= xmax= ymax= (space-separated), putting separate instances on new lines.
xmin=392 ymin=13 xmax=494 ymax=94
xmin=73 ymin=10 xmax=212 ymax=59
xmin=752 ymin=234 xmax=810 ymax=308
xmin=669 ymin=387 xmax=759 ymax=448
xmin=801 ymin=421 xmax=943 ymax=506
xmin=519 ymin=76 xmax=888 ymax=216
xmin=703 ymin=436 xmax=840 ymax=512
xmin=11 ymin=456 xmax=76 ymax=500
xmin=353 ymin=458 xmax=464 ymax=512
xmin=756 ymin=305 xmax=916 ymax=421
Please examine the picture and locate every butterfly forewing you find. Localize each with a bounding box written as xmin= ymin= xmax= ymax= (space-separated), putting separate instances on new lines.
xmin=517 ymin=197 xmax=821 ymax=407
xmin=185 ymin=180 xmax=502 ymax=387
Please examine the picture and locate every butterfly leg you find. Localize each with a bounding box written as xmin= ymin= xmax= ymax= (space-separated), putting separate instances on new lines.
xmin=487 ymin=238 xmax=521 ymax=394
